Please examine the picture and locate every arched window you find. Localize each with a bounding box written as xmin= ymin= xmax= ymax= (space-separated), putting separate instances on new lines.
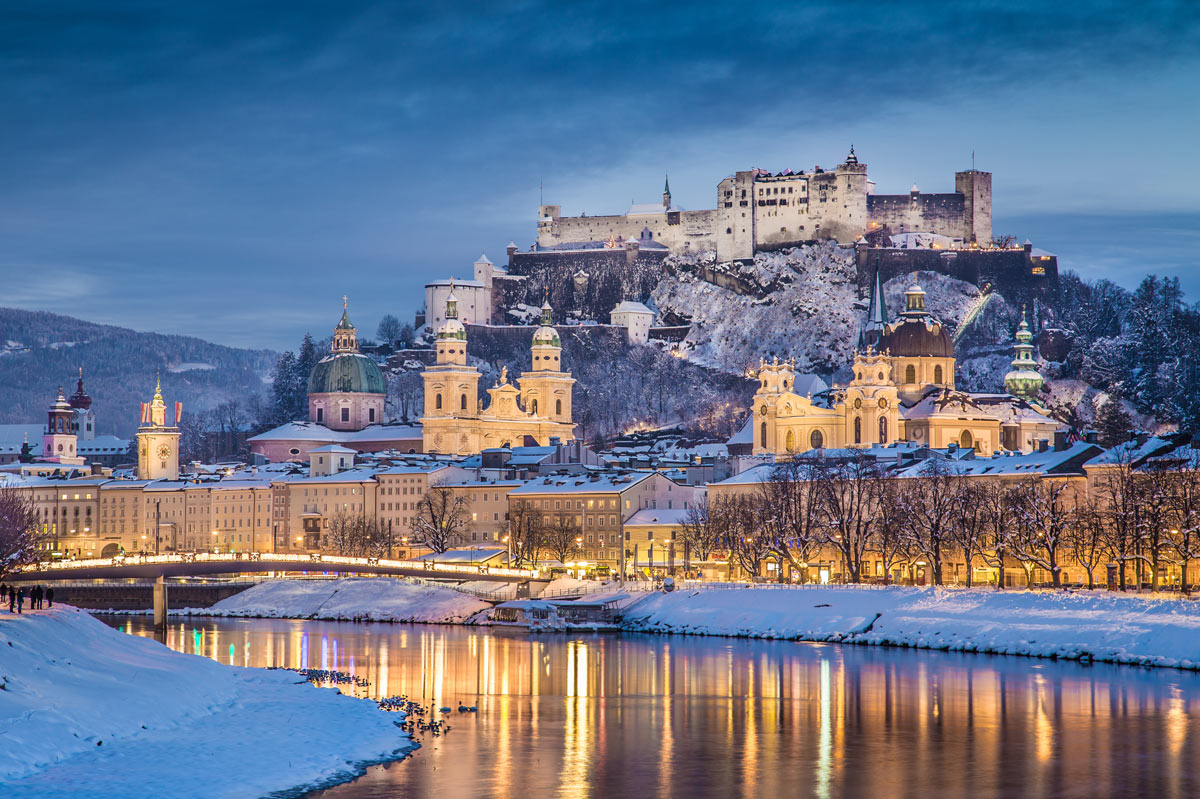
xmin=435 ymin=394 xmax=442 ymax=410
xmin=905 ymin=364 xmax=916 ymax=384
xmin=785 ymin=429 xmax=795 ymax=453
xmin=810 ymin=429 xmax=824 ymax=450
xmin=934 ymin=365 xmax=943 ymax=384
xmin=854 ymin=416 xmax=862 ymax=444
xmin=761 ymin=421 xmax=768 ymax=448
xmin=531 ymin=399 xmax=539 ymax=416
xmin=879 ymin=416 xmax=888 ymax=444
xmin=555 ymin=399 xmax=562 ymax=415
xmin=460 ymin=394 xmax=468 ymax=411
xmin=960 ymin=430 xmax=974 ymax=450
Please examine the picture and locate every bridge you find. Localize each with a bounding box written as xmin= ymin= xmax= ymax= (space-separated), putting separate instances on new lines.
xmin=9 ymin=553 xmax=540 ymax=624
xmin=10 ymin=552 xmax=538 ymax=583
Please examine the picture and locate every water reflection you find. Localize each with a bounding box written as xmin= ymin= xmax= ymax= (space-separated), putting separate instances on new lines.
xmin=108 ymin=618 xmax=1200 ymax=799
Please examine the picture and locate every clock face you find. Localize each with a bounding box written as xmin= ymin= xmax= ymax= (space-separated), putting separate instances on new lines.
xmin=156 ymin=444 xmax=171 ymax=460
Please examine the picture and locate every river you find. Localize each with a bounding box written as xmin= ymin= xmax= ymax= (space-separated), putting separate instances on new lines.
xmin=106 ymin=616 xmax=1200 ymax=799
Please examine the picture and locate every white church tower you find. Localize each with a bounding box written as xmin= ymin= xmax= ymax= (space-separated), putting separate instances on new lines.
xmin=136 ymin=377 xmax=180 ymax=480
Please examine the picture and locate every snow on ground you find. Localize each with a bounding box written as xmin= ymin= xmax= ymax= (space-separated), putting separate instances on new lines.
xmin=188 ymin=577 xmax=490 ymax=623
xmin=0 ymin=607 xmax=414 ymax=798
xmin=623 ymin=585 xmax=1200 ymax=669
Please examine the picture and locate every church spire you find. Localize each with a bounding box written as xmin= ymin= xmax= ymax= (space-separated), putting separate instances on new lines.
xmin=1004 ymin=305 xmax=1043 ymax=402
xmin=663 ymin=174 xmax=671 ymax=208
xmin=332 ymin=297 xmax=359 ymax=353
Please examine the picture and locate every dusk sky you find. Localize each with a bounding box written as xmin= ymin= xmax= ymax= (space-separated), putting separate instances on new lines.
xmin=2 ymin=1 xmax=1198 ymax=351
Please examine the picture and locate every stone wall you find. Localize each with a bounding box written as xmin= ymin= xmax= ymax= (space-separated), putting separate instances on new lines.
xmin=854 ymin=244 xmax=1059 ymax=298
xmin=48 ymin=581 xmax=253 ymax=610
xmin=867 ymin=193 xmax=970 ymax=240
xmin=506 ymin=248 xmax=670 ymax=322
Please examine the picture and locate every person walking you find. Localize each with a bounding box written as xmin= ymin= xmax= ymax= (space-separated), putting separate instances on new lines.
xmin=45 ymin=587 xmax=54 ymax=608
xmin=6 ymin=586 xmax=13 ymax=613
xmin=30 ymin=585 xmax=39 ymax=610
xmin=15 ymin=586 xmax=24 ymax=614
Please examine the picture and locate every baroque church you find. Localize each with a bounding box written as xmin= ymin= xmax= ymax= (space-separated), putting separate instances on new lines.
xmin=248 ymin=301 xmax=422 ymax=462
xmin=421 ymin=287 xmax=576 ymax=455
xmin=751 ymin=273 xmax=1060 ymax=457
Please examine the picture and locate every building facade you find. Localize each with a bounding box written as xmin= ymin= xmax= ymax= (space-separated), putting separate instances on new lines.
xmin=538 ymin=149 xmax=992 ymax=262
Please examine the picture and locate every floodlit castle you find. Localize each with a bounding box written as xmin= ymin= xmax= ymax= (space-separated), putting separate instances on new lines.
xmin=537 ymin=148 xmax=992 ymax=262
xmin=750 ymin=273 xmax=1058 ymax=457
xmin=421 ymin=287 xmax=575 ymax=455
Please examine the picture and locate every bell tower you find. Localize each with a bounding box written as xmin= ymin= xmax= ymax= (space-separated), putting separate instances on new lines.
xmin=43 ymin=387 xmax=84 ymax=465
xmin=519 ymin=295 xmax=574 ymax=423
xmin=137 ymin=376 xmax=180 ymax=480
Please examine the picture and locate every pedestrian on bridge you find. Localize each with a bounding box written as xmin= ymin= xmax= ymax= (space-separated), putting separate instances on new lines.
xmin=45 ymin=587 xmax=54 ymax=608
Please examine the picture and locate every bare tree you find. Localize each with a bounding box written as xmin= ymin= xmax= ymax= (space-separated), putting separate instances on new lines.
xmin=950 ymin=481 xmax=989 ymax=587
xmin=761 ymin=459 xmax=824 ymax=580
xmin=728 ymin=495 xmax=770 ymax=580
xmin=507 ymin=499 xmax=544 ymax=568
xmin=322 ymin=512 xmax=384 ymax=558
xmin=1012 ymin=478 xmax=1072 ymax=588
xmin=543 ymin=514 xmax=582 ymax=564
xmin=818 ymin=454 xmax=879 ymax=583
xmin=870 ymin=473 xmax=910 ymax=584
xmin=679 ymin=494 xmax=723 ymax=562
xmin=978 ymin=481 xmax=1020 ymax=589
xmin=1065 ymin=495 xmax=1108 ymax=589
xmin=411 ymin=481 xmax=469 ymax=554
xmin=900 ymin=458 xmax=962 ymax=586
xmin=1132 ymin=469 xmax=1173 ymax=591
xmin=1093 ymin=451 xmax=1140 ymax=590
xmin=0 ymin=488 xmax=44 ymax=580
xmin=386 ymin=371 xmax=424 ymax=422
xmin=1166 ymin=461 xmax=1200 ymax=594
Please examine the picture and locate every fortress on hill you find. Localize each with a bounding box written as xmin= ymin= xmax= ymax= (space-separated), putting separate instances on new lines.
xmin=537 ymin=147 xmax=992 ymax=262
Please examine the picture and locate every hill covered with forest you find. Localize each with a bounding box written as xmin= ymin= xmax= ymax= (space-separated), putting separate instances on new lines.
xmin=0 ymin=308 xmax=277 ymax=436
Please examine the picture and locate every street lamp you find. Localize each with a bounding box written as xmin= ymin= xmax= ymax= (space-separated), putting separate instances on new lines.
xmin=502 ymin=534 xmax=511 ymax=566
xmin=211 ymin=530 xmax=219 ymax=554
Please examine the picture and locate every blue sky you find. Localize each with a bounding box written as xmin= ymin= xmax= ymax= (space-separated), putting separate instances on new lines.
xmin=1 ymin=1 xmax=1197 ymax=351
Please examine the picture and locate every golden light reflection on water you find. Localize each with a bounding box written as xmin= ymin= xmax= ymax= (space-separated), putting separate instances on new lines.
xmin=116 ymin=619 xmax=1200 ymax=799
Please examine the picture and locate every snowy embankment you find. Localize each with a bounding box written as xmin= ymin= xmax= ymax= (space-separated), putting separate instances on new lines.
xmin=623 ymin=586 xmax=1200 ymax=670
xmin=185 ymin=577 xmax=490 ymax=623
xmin=0 ymin=607 xmax=414 ymax=798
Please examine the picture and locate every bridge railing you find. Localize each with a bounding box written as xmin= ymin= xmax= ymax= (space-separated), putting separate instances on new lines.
xmin=20 ymin=552 xmax=539 ymax=581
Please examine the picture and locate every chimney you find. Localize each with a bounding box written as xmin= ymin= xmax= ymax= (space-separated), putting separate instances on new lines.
xmin=1037 ymin=439 xmax=1049 ymax=453
xmin=1053 ymin=430 xmax=1068 ymax=451
xmin=1084 ymin=430 xmax=1098 ymax=445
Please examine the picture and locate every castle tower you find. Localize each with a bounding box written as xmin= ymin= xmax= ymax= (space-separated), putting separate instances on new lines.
xmin=43 ymin=387 xmax=84 ymax=465
xmin=1004 ymin=307 xmax=1044 ymax=402
xmin=519 ymin=295 xmax=574 ymax=422
xmin=421 ymin=288 xmax=482 ymax=451
xmin=136 ymin=376 xmax=180 ymax=480
xmin=955 ymin=169 xmax=993 ymax=244
xmin=307 ymin=298 xmax=386 ymax=430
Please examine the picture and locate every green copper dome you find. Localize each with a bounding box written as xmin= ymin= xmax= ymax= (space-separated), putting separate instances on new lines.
xmin=307 ymin=353 xmax=386 ymax=395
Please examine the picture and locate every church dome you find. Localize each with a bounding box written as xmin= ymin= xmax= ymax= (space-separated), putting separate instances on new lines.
xmin=877 ymin=319 xmax=955 ymax=358
xmin=876 ymin=282 xmax=955 ymax=358
xmin=68 ymin=369 xmax=92 ymax=410
xmin=307 ymin=353 xmax=386 ymax=395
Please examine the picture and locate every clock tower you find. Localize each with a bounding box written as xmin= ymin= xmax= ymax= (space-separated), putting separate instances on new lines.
xmin=137 ymin=377 xmax=180 ymax=480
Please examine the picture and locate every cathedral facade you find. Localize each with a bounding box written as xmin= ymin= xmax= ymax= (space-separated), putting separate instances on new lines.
xmin=752 ymin=277 xmax=1059 ymax=457
xmin=421 ymin=289 xmax=575 ymax=455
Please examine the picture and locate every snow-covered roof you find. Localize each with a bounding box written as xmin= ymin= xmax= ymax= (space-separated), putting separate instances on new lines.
xmin=727 ymin=416 xmax=754 ymax=446
xmin=509 ymin=471 xmax=654 ymax=495
xmin=417 ymin=548 xmax=505 ymax=563
xmin=248 ymin=421 xmax=422 ymax=445
xmin=612 ymin=301 xmax=653 ymax=315
xmin=425 ymin=278 xmax=486 ymax=289
xmin=308 ymin=444 xmax=357 ymax=454
xmin=624 ymin=508 xmax=690 ymax=526
xmin=715 ymin=463 xmax=774 ymax=485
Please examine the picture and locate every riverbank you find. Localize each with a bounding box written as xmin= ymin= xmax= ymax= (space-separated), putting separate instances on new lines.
xmin=623 ymin=585 xmax=1200 ymax=669
xmin=99 ymin=576 xmax=1200 ymax=672
xmin=0 ymin=606 xmax=415 ymax=798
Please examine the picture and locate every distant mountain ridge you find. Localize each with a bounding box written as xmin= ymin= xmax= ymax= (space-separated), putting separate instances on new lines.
xmin=0 ymin=307 xmax=277 ymax=436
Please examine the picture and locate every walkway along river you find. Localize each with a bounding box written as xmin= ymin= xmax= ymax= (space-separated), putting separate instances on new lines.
xmin=107 ymin=616 xmax=1200 ymax=799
